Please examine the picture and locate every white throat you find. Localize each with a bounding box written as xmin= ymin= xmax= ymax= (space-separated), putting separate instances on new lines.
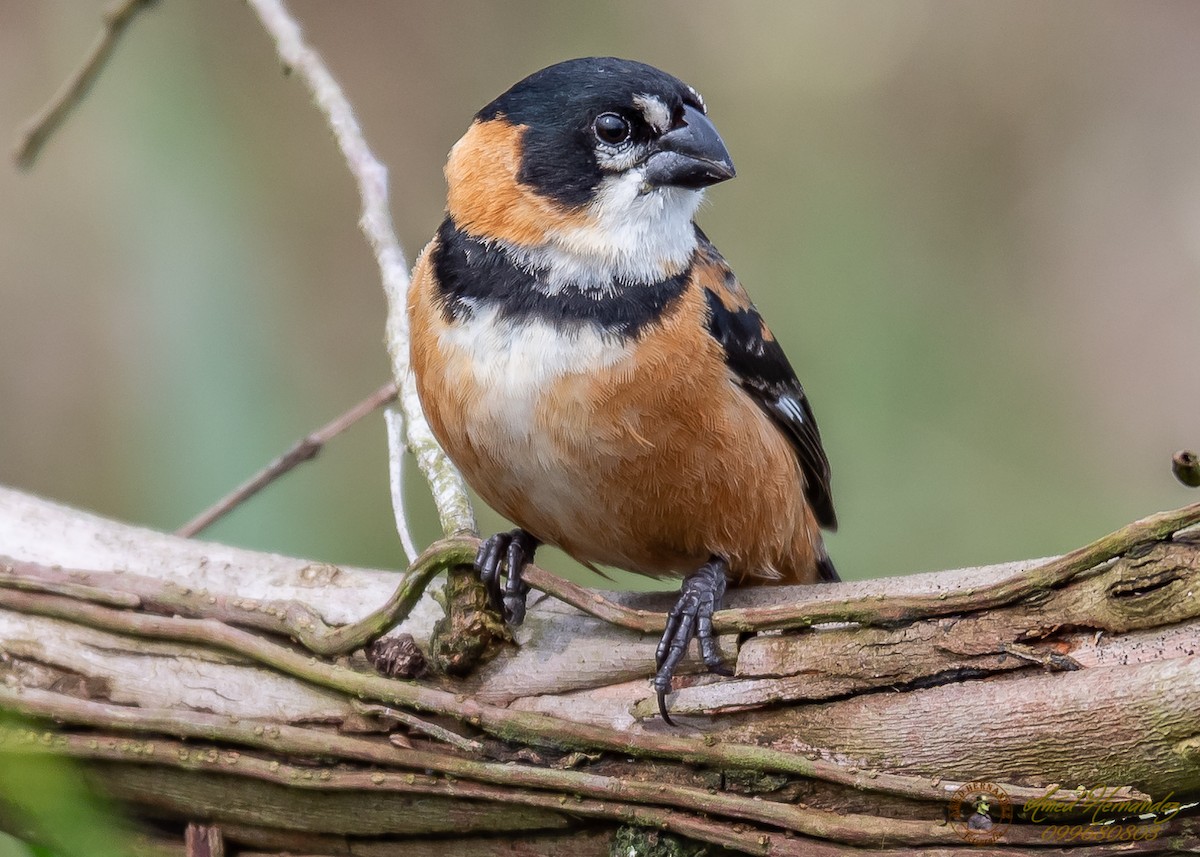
xmin=506 ymin=173 xmax=703 ymax=291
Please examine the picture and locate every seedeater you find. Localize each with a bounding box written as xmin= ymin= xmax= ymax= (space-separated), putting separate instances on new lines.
xmin=407 ymin=57 xmax=837 ymax=722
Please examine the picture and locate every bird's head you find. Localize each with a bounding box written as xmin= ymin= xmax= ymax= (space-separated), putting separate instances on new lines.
xmin=444 ymin=57 xmax=735 ymax=287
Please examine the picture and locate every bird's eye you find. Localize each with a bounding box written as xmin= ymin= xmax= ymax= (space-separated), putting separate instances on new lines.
xmin=593 ymin=113 xmax=631 ymax=145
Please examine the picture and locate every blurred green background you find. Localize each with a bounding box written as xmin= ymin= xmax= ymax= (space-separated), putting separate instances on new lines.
xmin=1 ymin=3 xmax=1199 ymax=854
xmin=0 ymin=715 xmax=129 ymax=857
xmin=2 ymin=0 xmax=1198 ymax=584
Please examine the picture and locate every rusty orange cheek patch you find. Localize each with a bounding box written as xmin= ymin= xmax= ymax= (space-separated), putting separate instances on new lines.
xmin=445 ymin=118 xmax=588 ymax=247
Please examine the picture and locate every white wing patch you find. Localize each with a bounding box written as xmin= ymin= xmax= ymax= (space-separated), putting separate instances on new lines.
xmin=775 ymin=395 xmax=805 ymax=424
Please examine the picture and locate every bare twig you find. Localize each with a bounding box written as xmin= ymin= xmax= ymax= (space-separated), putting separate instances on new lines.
xmin=711 ymin=498 xmax=1200 ymax=631
xmin=385 ymin=405 xmax=419 ymax=563
xmin=15 ymin=0 xmax=441 ymax=557
xmin=351 ymin=700 xmax=484 ymax=754
xmin=0 ymin=538 xmax=454 ymax=657
xmin=175 ymin=382 xmax=398 ymax=539
xmin=296 ymin=539 xmax=462 ymax=654
xmin=245 ymin=0 xmax=476 ymax=539
xmin=0 ymin=569 xmax=141 ymax=609
xmin=418 ymin=499 xmax=1200 ymax=635
xmin=12 ymin=0 xmax=158 ymax=169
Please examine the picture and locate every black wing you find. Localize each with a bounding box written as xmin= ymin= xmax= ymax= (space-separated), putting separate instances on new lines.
xmin=698 ymin=239 xmax=837 ymax=532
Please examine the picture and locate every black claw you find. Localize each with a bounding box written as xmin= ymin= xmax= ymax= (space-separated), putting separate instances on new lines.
xmin=503 ymin=530 xmax=536 ymax=625
xmin=697 ymin=611 xmax=720 ymax=668
xmin=474 ymin=533 xmax=508 ymax=613
xmin=653 ymin=556 xmax=730 ymax=723
xmin=473 ymin=529 xmax=539 ymax=627
xmin=656 ymin=686 xmax=676 ymax=726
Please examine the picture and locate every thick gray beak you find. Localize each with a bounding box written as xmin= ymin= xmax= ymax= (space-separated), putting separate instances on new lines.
xmin=643 ymin=104 xmax=736 ymax=190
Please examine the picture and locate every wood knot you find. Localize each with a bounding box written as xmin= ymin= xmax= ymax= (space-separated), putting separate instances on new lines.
xmin=366 ymin=634 xmax=427 ymax=679
xmin=297 ymin=563 xmax=342 ymax=585
xmin=428 ymin=565 xmax=512 ymax=677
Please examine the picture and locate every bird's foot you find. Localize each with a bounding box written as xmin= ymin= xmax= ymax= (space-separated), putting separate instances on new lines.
xmin=474 ymin=529 xmax=539 ymax=626
xmin=654 ymin=556 xmax=731 ymax=724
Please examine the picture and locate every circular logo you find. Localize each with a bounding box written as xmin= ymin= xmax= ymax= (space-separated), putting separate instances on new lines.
xmin=949 ymin=781 xmax=1013 ymax=843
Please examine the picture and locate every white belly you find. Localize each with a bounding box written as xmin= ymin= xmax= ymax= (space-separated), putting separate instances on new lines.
xmin=440 ymin=306 xmax=629 ymax=436
xmin=437 ymin=307 xmax=635 ymax=533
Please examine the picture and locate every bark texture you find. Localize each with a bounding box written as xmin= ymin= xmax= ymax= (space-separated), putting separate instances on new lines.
xmin=0 ymin=485 xmax=1198 ymax=856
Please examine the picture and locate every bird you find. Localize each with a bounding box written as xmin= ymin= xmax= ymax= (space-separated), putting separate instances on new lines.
xmin=407 ymin=57 xmax=838 ymax=722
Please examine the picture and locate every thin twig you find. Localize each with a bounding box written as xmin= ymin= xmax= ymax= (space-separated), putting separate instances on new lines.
xmin=245 ymin=0 xmax=476 ymax=538
xmin=296 ymin=539 xmax=463 ymax=654
xmin=0 ymin=570 xmax=141 ymax=609
xmin=385 ymin=405 xmax=419 ymax=563
xmin=14 ymin=493 xmax=1200 ymax=659
xmin=16 ymin=0 xmax=442 ymax=555
xmin=479 ymin=499 xmax=1200 ymax=635
xmin=351 ymin=700 xmax=484 ymax=754
xmin=13 ymin=0 xmax=158 ymax=169
xmin=175 ymin=382 xmax=397 ymax=539
xmin=713 ymin=497 xmax=1200 ymax=632
xmin=0 ymin=540 xmax=455 ymax=658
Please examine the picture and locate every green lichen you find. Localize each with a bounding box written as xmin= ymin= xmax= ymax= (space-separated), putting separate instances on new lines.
xmin=427 ymin=565 xmax=511 ymax=677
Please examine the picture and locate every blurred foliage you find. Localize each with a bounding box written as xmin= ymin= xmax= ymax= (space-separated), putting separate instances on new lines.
xmin=0 ymin=835 xmax=33 ymax=857
xmin=0 ymin=712 xmax=130 ymax=857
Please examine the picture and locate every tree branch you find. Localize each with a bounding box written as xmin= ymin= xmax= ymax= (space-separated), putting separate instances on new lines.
xmin=380 ymin=497 xmax=1200 ymax=639
xmin=243 ymin=0 xmax=475 ymax=539
xmin=11 ymin=0 xmax=159 ymax=169
xmin=0 ymin=582 xmax=1036 ymax=805
xmin=1 ymin=486 xmax=1196 ymax=854
xmin=0 ymin=542 xmax=457 ymax=658
xmin=175 ymin=382 xmax=398 ymax=541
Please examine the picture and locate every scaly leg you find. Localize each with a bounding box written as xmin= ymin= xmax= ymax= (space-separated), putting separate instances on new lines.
xmin=474 ymin=528 xmax=539 ymax=626
xmin=653 ymin=556 xmax=731 ymax=724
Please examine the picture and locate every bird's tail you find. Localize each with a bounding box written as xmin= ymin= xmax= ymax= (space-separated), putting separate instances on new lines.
xmin=816 ymin=548 xmax=840 ymax=583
